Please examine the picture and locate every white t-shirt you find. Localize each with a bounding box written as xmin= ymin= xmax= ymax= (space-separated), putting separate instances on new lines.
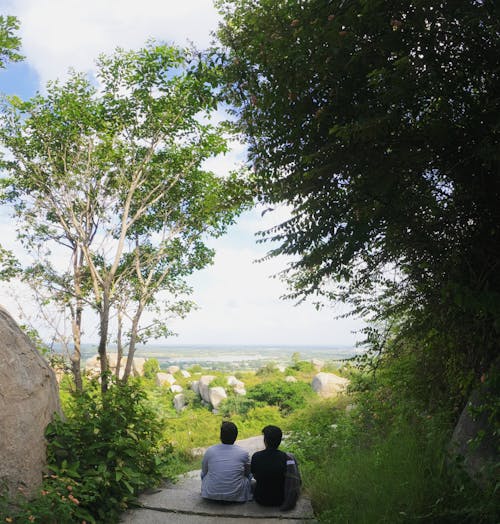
xmin=201 ymin=443 xmax=252 ymax=502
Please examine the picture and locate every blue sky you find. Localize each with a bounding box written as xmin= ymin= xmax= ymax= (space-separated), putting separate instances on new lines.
xmin=0 ymin=0 xmax=364 ymax=346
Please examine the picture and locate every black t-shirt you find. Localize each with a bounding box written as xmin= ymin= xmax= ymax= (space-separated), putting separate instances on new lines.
xmin=251 ymin=448 xmax=287 ymax=506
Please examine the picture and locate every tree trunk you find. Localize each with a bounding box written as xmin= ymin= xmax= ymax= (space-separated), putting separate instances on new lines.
xmin=98 ymin=293 xmax=111 ymax=394
xmin=122 ymin=305 xmax=144 ymax=382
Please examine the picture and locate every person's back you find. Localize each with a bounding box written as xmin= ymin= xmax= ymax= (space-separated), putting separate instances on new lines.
xmin=201 ymin=422 xmax=252 ymax=502
xmin=251 ymin=425 xmax=288 ymax=506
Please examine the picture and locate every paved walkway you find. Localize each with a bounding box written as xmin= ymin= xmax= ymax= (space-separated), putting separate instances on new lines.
xmin=120 ymin=437 xmax=316 ymax=524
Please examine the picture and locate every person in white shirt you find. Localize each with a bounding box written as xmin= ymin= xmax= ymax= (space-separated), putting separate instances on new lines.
xmin=201 ymin=421 xmax=252 ymax=502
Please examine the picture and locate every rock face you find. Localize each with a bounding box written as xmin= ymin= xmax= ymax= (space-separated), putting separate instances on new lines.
xmin=208 ymin=387 xmax=227 ymax=409
xmin=173 ymin=394 xmax=186 ymax=412
xmin=199 ymin=375 xmax=216 ymax=403
xmin=156 ymin=372 xmax=176 ymax=387
xmin=0 ymin=306 xmax=61 ymax=496
xmin=312 ymin=372 xmax=349 ymax=398
xmin=450 ymin=365 xmax=499 ymax=487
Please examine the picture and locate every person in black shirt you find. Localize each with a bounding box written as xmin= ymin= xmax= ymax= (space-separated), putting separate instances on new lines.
xmin=251 ymin=425 xmax=288 ymax=506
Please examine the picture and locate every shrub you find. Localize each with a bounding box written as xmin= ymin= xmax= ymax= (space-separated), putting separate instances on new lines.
xmin=219 ymin=396 xmax=257 ymax=417
xmin=44 ymin=377 xmax=172 ymax=523
xmin=246 ymin=379 xmax=313 ymax=413
xmin=143 ymin=358 xmax=160 ymax=379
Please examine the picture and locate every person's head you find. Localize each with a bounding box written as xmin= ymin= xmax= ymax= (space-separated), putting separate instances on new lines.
xmin=262 ymin=425 xmax=282 ymax=449
xmin=220 ymin=421 xmax=238 ymax=444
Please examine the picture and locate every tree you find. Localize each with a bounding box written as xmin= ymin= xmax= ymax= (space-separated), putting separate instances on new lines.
xmin=1 ymin=43 xmax=250 ymax=392
xmin=0 ymin=15 xmax=22 ymax=69
xmin=216 ymin=1 xmax=500 ymax=402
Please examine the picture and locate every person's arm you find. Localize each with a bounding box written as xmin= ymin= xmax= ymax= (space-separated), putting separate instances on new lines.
xmin=201 ymin=450 xmax=209 ymax=479
xmin=250 ymin=454 xmax=258 ymax=479
xmin=244 ymin=452 xmax=251 ymax=478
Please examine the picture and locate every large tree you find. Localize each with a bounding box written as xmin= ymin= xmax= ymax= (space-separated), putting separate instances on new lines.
xmin=216 ymin=0 xmax=500 ymax=401
xmin=1 ymin=44 xmax=250 ymax=391
xmin=0 ymin=14 xmax=22 ymax=69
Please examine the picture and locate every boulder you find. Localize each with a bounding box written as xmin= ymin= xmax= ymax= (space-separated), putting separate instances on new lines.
xmin=0 ymin=306 xmax=61 ymax=496
xmin=312 ymin=372 xmax=349 ymax=398
xmin=170 ymin=385 xmax=183 ymax=394
xmin=168 ymin=365 xmax=180 ymax=374
xmin=191 ymin=380 xmax=200 ymax=395
xmin=156 ymin=372 xmax=176 ymax=387
xmin=450 ymin=363 xmax=499 ymax=487
xmin=208 ymin=386 xmax=227 ymax=409
xmin=277 ymin=365 xmax=286 ymax=373
xmin=234 ymin=386 xmax=247 ymax=396
xmin=173 ymin=394 xmax=186 ymax=412
xmin=285 ymin=375 xmax=298 ymax=383
xmin=181 ymin=370 xmax=191 ymax=378
xmin=227 ymin=375 xmax=239 ymax=386
xmin=311 ymin=358 xmax=325 ymax=371
xmin=199 ymin=375 xmax=216 ymax=403
xmin=132 ymin=357 xmax=146 ymax=376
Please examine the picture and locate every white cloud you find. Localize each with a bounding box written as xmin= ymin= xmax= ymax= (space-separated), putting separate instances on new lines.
xmin=0 ymin=0 xmax=366 ymax=346
xmin=6 ymin=0 xmax=220 ymax=86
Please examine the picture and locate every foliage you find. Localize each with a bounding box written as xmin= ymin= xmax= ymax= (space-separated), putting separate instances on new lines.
xmin=246 ymin=379 xmax=313 ymax=413
xmin=0 ymin=15 xmax=22 ymax=69
xmin=43 ymin=378 xmax=173 ymax=523
xmin=286 ymin=362 xmax=499 ymax=523
xmin=143 ymin=358 xmax=160 ymax=379
xmin=0 ymin=42 xmax=252 ymax=390
xmin=285 ymin=359 xmax=315 ymax=375
xmin=219 ymin=395 xmax=256 ymax=417
xmin=215 ymin=0 xmax=500 ymax=406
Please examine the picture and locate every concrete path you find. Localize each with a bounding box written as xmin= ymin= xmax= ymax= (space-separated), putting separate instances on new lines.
xmin=120 ymin=436 xmax=316 ymax=524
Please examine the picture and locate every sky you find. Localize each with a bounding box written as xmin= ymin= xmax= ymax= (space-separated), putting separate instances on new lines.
xmin=0 ymin=0 xmax=364 ymax=347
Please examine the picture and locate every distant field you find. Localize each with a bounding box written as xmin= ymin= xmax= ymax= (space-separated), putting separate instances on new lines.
xmin=75 ymin=344 xmax=362 ymax=371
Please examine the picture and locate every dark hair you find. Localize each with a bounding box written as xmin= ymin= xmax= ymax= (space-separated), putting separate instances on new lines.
xmin=220 ymin=421 xmax=238 ymax=444
xmin=262 ymin=425 xmax=282 ymax=449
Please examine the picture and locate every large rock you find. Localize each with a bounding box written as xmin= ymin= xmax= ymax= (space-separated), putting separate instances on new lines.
xmin=132 ymin=357 xmax=146 ymax=377
xmin=312 ymin=372 xmax=349 ymax=398
xmin=173 ymin=394 xmax=186 ymax=412
xmin=156 ymin=372 xmax=176 ymax=387
xmin=0 ymin=306 xmax=61 ymax=496
xmin=168 ymin=365 xmax=180 ymax=374
xmin=450 ymin=363 xmax=499 ymax=487
xmin=170 ymin=385 xmax=183 ymax=394
xmin=208 ymin=386 xmax=227 ymax=409
xmin=191 ymin=380 xmax=200 ymax=395
xmin=199 ymin=375 xmax=216 ymax=403
xmin=285 ymin=375 xmax=298 ymax=383
xmin=180 ymin=369 xmax=191 ymax=378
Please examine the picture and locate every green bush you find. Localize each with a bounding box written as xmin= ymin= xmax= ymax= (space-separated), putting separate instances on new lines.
xmin=219 ymin=395 xmax=257 ymax=417
xmin=246 ymin=379 xmax=313 ymax=413
xmin=143 ymin=358 xmax=160 ymax=379
xmin=45 ymin=378 xmax=172 ymax=523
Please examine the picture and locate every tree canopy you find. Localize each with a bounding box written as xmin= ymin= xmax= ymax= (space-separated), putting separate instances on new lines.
xmin=216 ymin=0 xmax=500 ymax=401
xmin=1 ymin=43 xmax=250 ymax=390
xmin=0 ymin=15 xmax=22 ymax=69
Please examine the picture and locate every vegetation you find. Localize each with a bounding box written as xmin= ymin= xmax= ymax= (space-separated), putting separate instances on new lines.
xmin=0 ymin=15 xmax=22 ymax=69
xmin=0 ymin=43 xmax=250 ymax=392
xmin=215 ymin=0 xmax=500 ymax=407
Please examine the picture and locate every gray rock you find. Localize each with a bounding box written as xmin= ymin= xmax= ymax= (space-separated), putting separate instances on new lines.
xmin=199 ymin=375 xmax=216 ymax=403
xmin=450 ymin=364 xmax=499 ymax=487
xmin=132 ymin=357 xmax=146 ymax=376
xmin=285 ymin=375 xmax=298 ymax=383
xmin=191 ymin=380 xmax=200 ymax=395
xmin=181 ymin=370 xmax=191 ymax=378
xmin=234 ymin=387 xmax=246 ymax=396
xmin=311 ymin=372 xmax=349 ymax=398
xmin=170 ymin=385 xmax=183 ymax=394
xmin=311 ymin=358 xmax=325 ymax=371
xmin=0 ymin=306 xmax=61 ymax=496
xmin=156 ymin=372 xmax=176 ymax=387
xmin=208 ymin=386 xmax=227 ymax=409
xmin=227 ymin=375 xmax=239 ymax=386
xmin=168 ymin=365 xmax=180 ymax=374
xmin=173 ymin=394 xmax=186 ymax=412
